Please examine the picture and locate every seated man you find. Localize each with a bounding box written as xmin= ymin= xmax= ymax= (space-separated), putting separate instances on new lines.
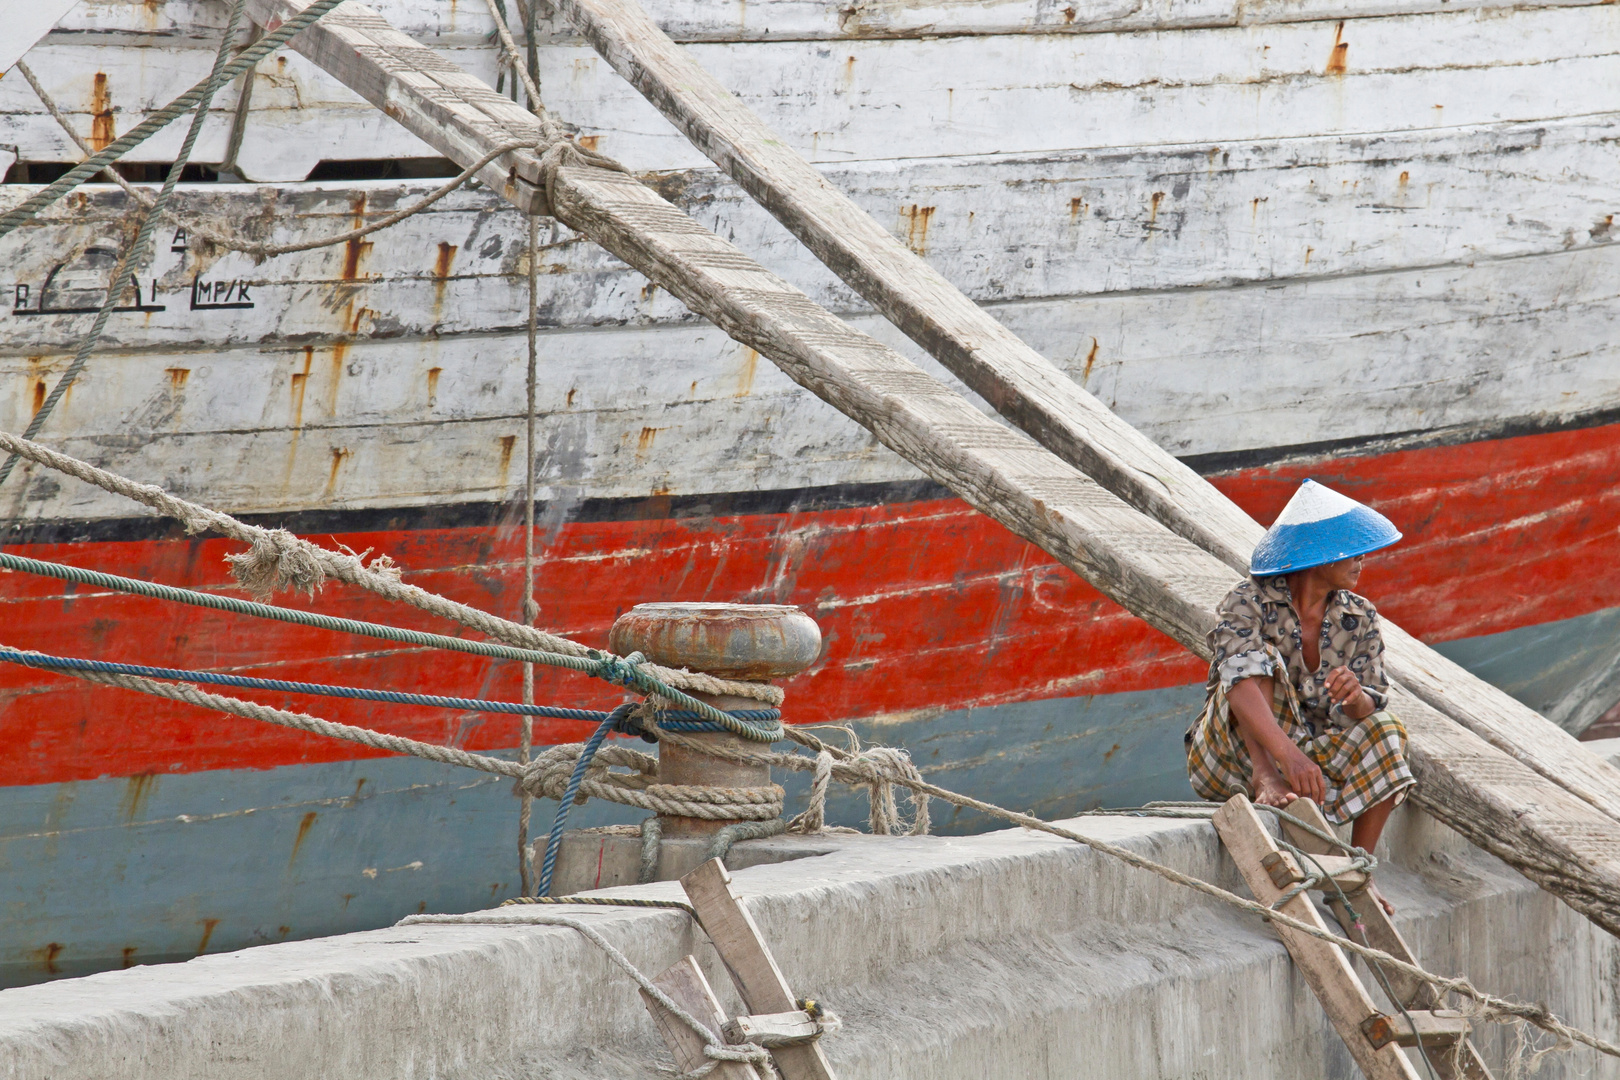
xmin=1186 ymin=480 xmax=1415 ymax=912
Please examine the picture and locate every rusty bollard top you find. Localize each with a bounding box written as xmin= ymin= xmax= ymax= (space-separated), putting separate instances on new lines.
xmin=607 ymin=603 xmax=821 ymax=681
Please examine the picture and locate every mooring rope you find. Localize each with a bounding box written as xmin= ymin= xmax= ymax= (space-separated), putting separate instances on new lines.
xmin=680 ymin=724 xmax=1620 ymax=1061
xmin=8 ymin=620 xmax=1614 ymax=1062
xmin=519 ymin=200 xmax=543 ymax=897
xmin=0 ymin=646 xmax=763 ymax=724
xmin=0 ymin=445 xmax=1605 ymax=1060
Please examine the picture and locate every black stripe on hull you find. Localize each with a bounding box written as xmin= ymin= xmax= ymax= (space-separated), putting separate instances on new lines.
xmin=5 ymin=405 xmax=1616 ymax=546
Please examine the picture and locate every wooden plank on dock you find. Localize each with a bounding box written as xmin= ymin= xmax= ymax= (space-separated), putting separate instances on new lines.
xmin=552 ymin=0 xmax=1620 ymax=832
xmin=244 ymin=0 xmax=1620 ymax=939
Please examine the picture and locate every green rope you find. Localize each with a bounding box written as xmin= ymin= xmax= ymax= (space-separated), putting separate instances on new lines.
xmin=0 ymin=551 xmax=774 ymax=740
xmin=0 ymin=0 xmax=349 ymax=240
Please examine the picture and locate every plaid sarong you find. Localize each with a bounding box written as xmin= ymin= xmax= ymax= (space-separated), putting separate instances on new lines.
xmin=1185 ymin=651 xmax=1415 ymax=825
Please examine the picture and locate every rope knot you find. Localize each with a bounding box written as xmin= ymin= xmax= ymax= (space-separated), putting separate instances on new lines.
xmin=225 ymin=528 xmax=326 ymax=600
xmin=593 ymin=650 xmax=646 ymax=688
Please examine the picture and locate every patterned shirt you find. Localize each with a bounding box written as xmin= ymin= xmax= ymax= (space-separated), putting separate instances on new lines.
xmin=1205 ymin=575 xmax=1389 ymax=732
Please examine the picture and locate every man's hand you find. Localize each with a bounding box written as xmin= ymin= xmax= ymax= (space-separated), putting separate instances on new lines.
xmin=1325 ymin=666 xmax=1375 ymax=720
xmin=1276 ymin=743 xmax=1326 ymax=804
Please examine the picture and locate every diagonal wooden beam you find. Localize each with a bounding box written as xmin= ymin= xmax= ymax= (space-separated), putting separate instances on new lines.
xmin=242 ymin=0 xmax=1620 ymax=937
xmin=552 ymin=0 xmax=1620 ymax=829
xmin=1 ymin=0 xmax=80 ymax=75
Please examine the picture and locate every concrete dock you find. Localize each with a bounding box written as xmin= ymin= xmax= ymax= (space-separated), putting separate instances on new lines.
xmin=3 ymin=756 xmax=1618 ymax=1080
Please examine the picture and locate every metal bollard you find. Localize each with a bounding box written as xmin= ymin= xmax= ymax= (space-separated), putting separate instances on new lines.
xmin=609 ymin=602 xmax=820 ymax=839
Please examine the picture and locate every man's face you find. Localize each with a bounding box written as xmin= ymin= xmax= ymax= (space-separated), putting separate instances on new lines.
xmin=1321 ymin=554 xmax=1365 ymax=591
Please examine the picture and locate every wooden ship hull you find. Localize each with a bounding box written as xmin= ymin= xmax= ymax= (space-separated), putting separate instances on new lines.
xmin=0 ymin=0 xmax=1616 ymax=985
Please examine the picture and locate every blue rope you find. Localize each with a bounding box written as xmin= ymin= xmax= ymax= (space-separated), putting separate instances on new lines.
xmin=0 ymin=648 xmax=613 ymax=721
xmin=538 ymin=703 xmax=632 ymax=897
xmin=0 ymin=648 xmax=785 ymax=741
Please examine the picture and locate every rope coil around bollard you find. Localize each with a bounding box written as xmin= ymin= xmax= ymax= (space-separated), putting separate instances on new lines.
xmin=528 ymin=703 xmax=786 ymax=898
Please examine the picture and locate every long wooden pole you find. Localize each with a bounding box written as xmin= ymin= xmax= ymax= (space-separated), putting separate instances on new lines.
xmin=551 ymin=0 xmax=1620 ymax=828
xmin=243 ymin=0 xmax=1620 ymax=936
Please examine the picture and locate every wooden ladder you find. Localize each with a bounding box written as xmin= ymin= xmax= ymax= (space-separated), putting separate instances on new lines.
xmin=637 ymin=858 xmax=838 ymax=1080
xmin=1213 ymin=795 xmax=1494 ymax=1080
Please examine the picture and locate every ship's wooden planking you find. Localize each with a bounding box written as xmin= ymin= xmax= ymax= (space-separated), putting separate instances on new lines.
xmin=7 ymin=2 xmax=1620 ymax=178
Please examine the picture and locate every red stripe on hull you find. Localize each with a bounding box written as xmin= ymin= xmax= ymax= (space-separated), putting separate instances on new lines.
xmin=3 ymin=421 xmax=1616 ymax=785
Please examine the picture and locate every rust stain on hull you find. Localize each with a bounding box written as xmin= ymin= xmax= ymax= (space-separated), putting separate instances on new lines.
xmin=291 ymin=348 xmax=314 ymax=428
xmin=498 ymin=434 xmax=517 ymax=483
xmin=119 ymin=774 xmax=159 ymax=823
xmin=901 ymin=204 xmax=935 ymax=255
xmin=89 ymin=74 xmax=114 ymax=151
xmin=289 ymin=810 xmax=318 ymax=866
xmin=432 ymin=242 xmax=458 ymax=317
xmin=342 ymin=196 xmax=373 ymax=280
xmin=195 ymin=918 xmax=221 ymax=955
xmin=735 ymin=348 xmax=759 ymax=397
xmin=326 ymin=447 xmax=352 ymax=496
xmin=1326 ymin=22 xmax=1349 ymax=75
xmin=32 ymin=943 xmax=64 ymax=974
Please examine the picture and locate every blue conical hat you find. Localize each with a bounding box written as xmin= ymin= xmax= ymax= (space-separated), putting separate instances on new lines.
xmin=1248 ymin=480 xmax=1402 ymax=576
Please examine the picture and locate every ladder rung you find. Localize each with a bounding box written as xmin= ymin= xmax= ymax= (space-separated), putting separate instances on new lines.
xmin=1261 ymin=850 xmax=1369 ymax=894
xmin=1361 ymin=1010 xmax=1472 ymax=1050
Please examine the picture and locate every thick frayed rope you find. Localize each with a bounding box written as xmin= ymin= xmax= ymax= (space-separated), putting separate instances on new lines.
xmin=523 ymin=743 xmax=784 ymax=821
xmin=18 ymin=647 xmax=525 ymax=780
xmin=667 ymin=726 xmax=928 ymax=838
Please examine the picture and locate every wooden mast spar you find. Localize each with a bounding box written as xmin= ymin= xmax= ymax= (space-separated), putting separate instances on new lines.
xmin=239 ymin=0 xmax=1620 ymax=937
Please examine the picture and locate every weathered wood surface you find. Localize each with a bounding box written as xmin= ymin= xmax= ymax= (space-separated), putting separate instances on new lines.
xmin=1212 ymin=795 xmax=1424 ymax=1080
xmin=11 ymin=113 xmax=1620 ymax=353
xmin=11 ymin=4 xmax=1620 ymax=179
xmin=1280 ymin=799 xmax=1493 ymax=1080
xmin=557 ymin=0 xmax=1620 ymax=829
xmin=1 ymin=194 xmax=1618 ymax=518
xmin=38 ymin=0 xmax=1620 ymax=46
xmin=681 ymin=859 xmax=837 ymax=1080
xmin=234 ymin=0 xmax=1620 ymax=940
xmin=642 ymin=955 xmax=768 ymax=1080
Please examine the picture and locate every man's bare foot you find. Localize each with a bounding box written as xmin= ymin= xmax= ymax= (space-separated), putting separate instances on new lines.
xmin=1366 ymin=881 xmax=1395 ymax=916
xmin=1251 ymin=773 xmax=1298 ymax=808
